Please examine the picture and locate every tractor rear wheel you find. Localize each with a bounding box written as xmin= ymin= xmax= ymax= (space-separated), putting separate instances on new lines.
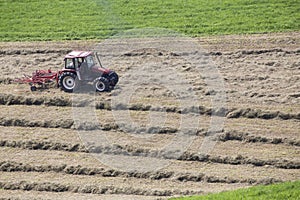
xmin=94 ymin=77 xmax=109 ymax=92
xmin=59 ymin=72 xmax=77 ymax=93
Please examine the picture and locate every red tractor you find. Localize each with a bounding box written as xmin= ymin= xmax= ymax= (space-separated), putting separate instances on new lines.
xmin=58 ymin=51 xmax=118 ymax=92
xmin=16 ymin=51 xmax=118 ymax=92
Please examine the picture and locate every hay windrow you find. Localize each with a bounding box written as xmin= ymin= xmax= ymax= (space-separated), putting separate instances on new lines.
xmin=218 ymin=131 xmax=300 ymax=146
xmin=0 ymin=93 xmax=298 ymax=120
xmin=0 ymin=181 xmax=201 ymax=196
xmin=1 ymin=139 xmax=298 ymax=169
xmin=0 ymin=161 xmax=282 ymax=185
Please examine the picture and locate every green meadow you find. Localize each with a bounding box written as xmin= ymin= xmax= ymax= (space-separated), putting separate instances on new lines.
xmin=0 ymin=0 xmax=299 ymax=41
xmin=170 ymin=180 xmax=300 ymax=200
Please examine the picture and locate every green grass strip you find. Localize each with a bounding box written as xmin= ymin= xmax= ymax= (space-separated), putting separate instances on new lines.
xmin=0 ymin=0 xmax=299 ymax=41
xmin=170 ymin=180 xmax=300 ymax=200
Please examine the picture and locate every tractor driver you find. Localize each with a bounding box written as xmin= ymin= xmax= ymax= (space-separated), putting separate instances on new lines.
xmin=78 ymin=58 xmax=89 ymax=77
xmin=77 ymin=58 xmax=83 ymax=68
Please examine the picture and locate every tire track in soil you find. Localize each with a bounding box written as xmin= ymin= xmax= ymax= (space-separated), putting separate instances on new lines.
xmin=0 ymin=161 xmax=281 ymax=185
xmin=0 ymin=93 xmax=299 ymax=120
xmin=1 ymin=139 xmax=299 ymax=169
xmin=0 ymin=181 xmax=197 ymax=197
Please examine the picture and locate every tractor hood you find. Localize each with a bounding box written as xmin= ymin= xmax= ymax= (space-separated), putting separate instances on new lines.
xmin=91 ymin=66 xmax=111 ymax=74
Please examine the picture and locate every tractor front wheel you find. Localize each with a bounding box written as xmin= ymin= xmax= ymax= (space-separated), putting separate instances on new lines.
xmin=30 ymin=85 xmax=37 ymax=91
xmin=108 ymin=71 xmax=119 ymax=87
xmin=94 ymin=77 xmax=109 ymax=92
xmin=59 ymin=72 xmax=77 ymax=93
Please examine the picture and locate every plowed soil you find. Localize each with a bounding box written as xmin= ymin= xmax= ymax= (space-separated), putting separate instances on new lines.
xmin=0 ymin=32 xmax=299 ymax=199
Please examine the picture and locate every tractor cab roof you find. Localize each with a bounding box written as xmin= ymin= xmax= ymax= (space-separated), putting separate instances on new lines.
xmin=65 ymin=51 xmax=92 ymax=59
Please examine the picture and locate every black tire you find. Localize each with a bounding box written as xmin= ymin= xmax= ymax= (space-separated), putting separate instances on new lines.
xmin=59 ymin=72 xmax=77 ymax=93
xmin=108 ymin=71 xmax=119 ymax=86
xmin=30 ymin=85 xmax=37 ymax=91
xmin=94 ymin=77 xmax=109 ymax=92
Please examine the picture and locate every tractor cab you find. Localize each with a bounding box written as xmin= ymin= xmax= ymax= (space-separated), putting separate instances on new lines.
xmin=64 ymin=51 xmax=107 ymax=81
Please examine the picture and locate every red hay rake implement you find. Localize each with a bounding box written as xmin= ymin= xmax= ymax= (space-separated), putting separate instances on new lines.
xmin=15 ymin=69 xmax=58 ymax=91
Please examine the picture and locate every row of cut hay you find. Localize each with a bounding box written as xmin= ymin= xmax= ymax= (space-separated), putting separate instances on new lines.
xmin=0 ymin=161 xmax=281 ymax=185
xmin=1 ymin=139 xmax=299 ymax=169
xmin=0 ymin=93 xmax=299 ymax=120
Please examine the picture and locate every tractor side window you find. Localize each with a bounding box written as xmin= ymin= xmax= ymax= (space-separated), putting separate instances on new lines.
xmin=65 ymin=58 xmax=75 ymax=69
xmin=85 ymin=55 xmax=95 ymax=68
